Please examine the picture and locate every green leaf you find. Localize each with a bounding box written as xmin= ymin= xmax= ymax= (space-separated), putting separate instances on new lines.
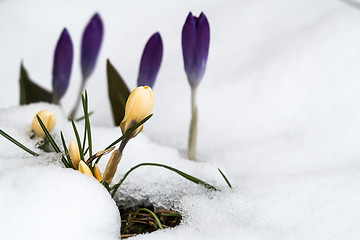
xmin=36 ymin=115 xmax=70 ymax=168
xmin=101 ymin=180 xmax=111 ymax=192
xmin=60 ymin=131 xmax=75 ymax=169
xmin=75 ymin=111 xmax=94 ymax=122
xmin=81 ymin=91 xmax=92 ymax=157
xmin=19 ymin=62 xmax=53 ymax=105
xmin=94 ymin=114 xmax=153 ymax=165
xmin=70 ymin=117 xmax=85 ymax=162
xmin=218 ymin=168 xmax=232 ymax=189
xmin=122 ymin=208 xmax=163 ymax=234
xmin=111 ymin=162 xmax=218 ymax=197
xmin=106 ymin=59 xmax=130 ymax=126
xmin=0 ymin=129 xmax=39 ymax=156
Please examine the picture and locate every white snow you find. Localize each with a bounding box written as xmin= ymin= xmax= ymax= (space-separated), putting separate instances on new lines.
xmin=2 ymin=0 xmax=360 ymax=239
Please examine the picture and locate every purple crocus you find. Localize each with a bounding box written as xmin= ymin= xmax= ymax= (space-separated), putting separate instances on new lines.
xmin=80 ymin=13 xmax=104 ymax=81
xmin=182 ymin=12 xmax=210 ymax=89
xmin=52 ymin=28 xmax=73 ymax=102
xmin=137 ymin=32 xmax=163 ymax=88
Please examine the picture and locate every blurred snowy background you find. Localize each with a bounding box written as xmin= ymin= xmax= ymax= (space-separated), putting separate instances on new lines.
xmin=2 ymin=0 xmax=360 ymax=239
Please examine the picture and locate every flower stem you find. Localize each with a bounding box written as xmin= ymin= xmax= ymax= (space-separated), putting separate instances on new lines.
xmin=188 ymin=88 xmax=198 ymax=160
xmin=69 ymin=79 xmax=86 ymax=118
xmin=103 ymin=138 xmax=129 ymax=184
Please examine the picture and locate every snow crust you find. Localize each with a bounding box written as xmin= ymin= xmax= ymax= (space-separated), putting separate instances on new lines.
xmin=2 ymin=0 xmax=360 ymax=239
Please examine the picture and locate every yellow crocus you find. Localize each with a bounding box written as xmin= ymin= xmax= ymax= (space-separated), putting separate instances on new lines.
xmin=93 ymin=164 xmax=103 ymax=182
xmin=31 ymin=110 xmax=57 ymax=138
xmin=120 ymin=86 xmax=154 ymax=138
xmin=78 ymin=161 xmax=93 ymax=176
xmin=69 ymin=140 xmax=81 ymax=170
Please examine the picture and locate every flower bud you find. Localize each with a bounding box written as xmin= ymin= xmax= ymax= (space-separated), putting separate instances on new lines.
xmin=182 ymin=12 xmax=210 ymax=88
xmin=31 ymin=110 xmax=57 ymax=138
xmin=78 ymin=161 xmax=93 ymax=176
xmin=137 ymin=32 xmax=163 ymax=88
xmin=52 ymin=28 xmax=74 ymax=102
xmin=120 ymin=86 xmax=154 ymax=138
xmin=69 ymin=140 xmax=81 ymax=170
xmin=81 ymin=13 xmax=104 ymax=81
xmin=93 ymin=164 xmax=103 ymax=182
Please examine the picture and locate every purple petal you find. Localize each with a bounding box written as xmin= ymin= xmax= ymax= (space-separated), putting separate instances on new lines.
xmin=194 ymin=12 xmax=210 ymax=83
xmin=181 ymin=12 xmax=210 ymax=88
xmin=137 ymin=32 xmax=163 ymax=88
xmin=81 ymin=13 xmax=104 ymax=81
xmin=52 ymin=28 xmax=73 ymax=101
xmin=182 ymin=12 xmax=197 ymax=84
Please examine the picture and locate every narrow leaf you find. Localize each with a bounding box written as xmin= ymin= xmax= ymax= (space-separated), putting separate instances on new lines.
xmin=111 ymin=162 xmax=217 ymax=197
xmin=94 ymin=114 xmax=153 ymax=164
xmin=19 ymin=63 xmax=52 ymax=105
xmin=75 ymin=111 xmax=94 ymax=122
xmin=107 ymin=59 xmax=130 ymax=126
xmin=218 ymin=168 xmax=232 ymax=189
xmin=70 ymin=117 xmax=85 ymax=162
xmin=81 ymin=91 xmax=92 ymax=157
xmin=0 ymin=129 xmax=39 ymax=156
xmin=36 ymin=115 xmax=70 ymax=167
xmin=60 ymin=131 xmax=75 ymax=169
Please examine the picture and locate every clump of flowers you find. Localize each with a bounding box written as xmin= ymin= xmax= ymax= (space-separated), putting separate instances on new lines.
xmin=0 ymin=11 xmax=233 ymax=237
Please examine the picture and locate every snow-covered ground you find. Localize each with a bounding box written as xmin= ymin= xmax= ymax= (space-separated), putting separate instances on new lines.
xmin=2 ymin=0 xmax=360 ymax=239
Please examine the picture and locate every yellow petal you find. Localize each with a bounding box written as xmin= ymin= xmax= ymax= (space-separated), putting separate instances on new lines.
xmin=69 ymin=140 xmax=81 ymax=170
xmin=31 ymin=110 xmax=57 ymax=138
xmin=120 ymin=86 xmax=154 ymax=137
xmin=78 ymin=161 xmax=93 ymax=176
xmin=93 ymin=164 xmax=103 ymax=182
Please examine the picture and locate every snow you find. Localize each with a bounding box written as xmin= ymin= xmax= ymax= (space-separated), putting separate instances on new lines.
xmin=2 ymin=0 xmax=360 ymax=239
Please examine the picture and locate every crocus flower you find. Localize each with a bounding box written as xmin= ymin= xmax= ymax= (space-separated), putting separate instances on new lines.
xmin=181 ymin=12 xmax=210 ymax=88
xmin=93 ymin=164 xmax=103 ymax=182
xmin=120 ymin=86 xmax=154 ymax=138
xmin=137 ymin=32 xmax=163 ymax=88
xmin=52 ymin=28 xmax=74 ymax=102
xmin=81 ymin=13 xmax=104 ymax=81
xmin=103 ymin=86 xmax=154 ymax=184
xmin=79 ymin=161 xmax=93 ymax=176
xmin=31 ymin=110 xmax=57 ymax=138
xmin=69 ymin=140 xmax=81 ymax=169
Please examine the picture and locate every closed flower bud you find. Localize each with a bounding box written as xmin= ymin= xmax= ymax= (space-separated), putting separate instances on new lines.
xmin=182 ymin=12 xmax=210 ymax=88
xmin=31 ymin=110 xmax=57 ymax=138
xmin=69 ymin=140 xmax=81 ymax=170
xmin=137 ymin=32 xmax=163 ymax=88
xmin=78 ymin=161 xmax=93 ymax=176
xmin=120 ymin=86 xmax=154 ymax=138
xmin=52 ymin=28 xmax=74 ymax=102
xmin=93 ymin=164 xmax=103 ymax=182
xmin=81 ymin=13 xmax=104 ymax=81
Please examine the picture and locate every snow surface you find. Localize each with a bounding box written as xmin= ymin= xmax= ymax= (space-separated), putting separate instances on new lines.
xmin=2 ymin=0 xmax=360 ymax=239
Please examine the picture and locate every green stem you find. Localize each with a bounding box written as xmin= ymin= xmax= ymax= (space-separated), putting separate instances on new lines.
xmin=188 ymin=88 xmax=198 ymax=160
xmin=122 ymin=208 xmax=163 ymax=234
xmin=69 ymin=79 xmax=86 ymax=118
xmin=111 ymin=162 xmax=217 ymax=197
